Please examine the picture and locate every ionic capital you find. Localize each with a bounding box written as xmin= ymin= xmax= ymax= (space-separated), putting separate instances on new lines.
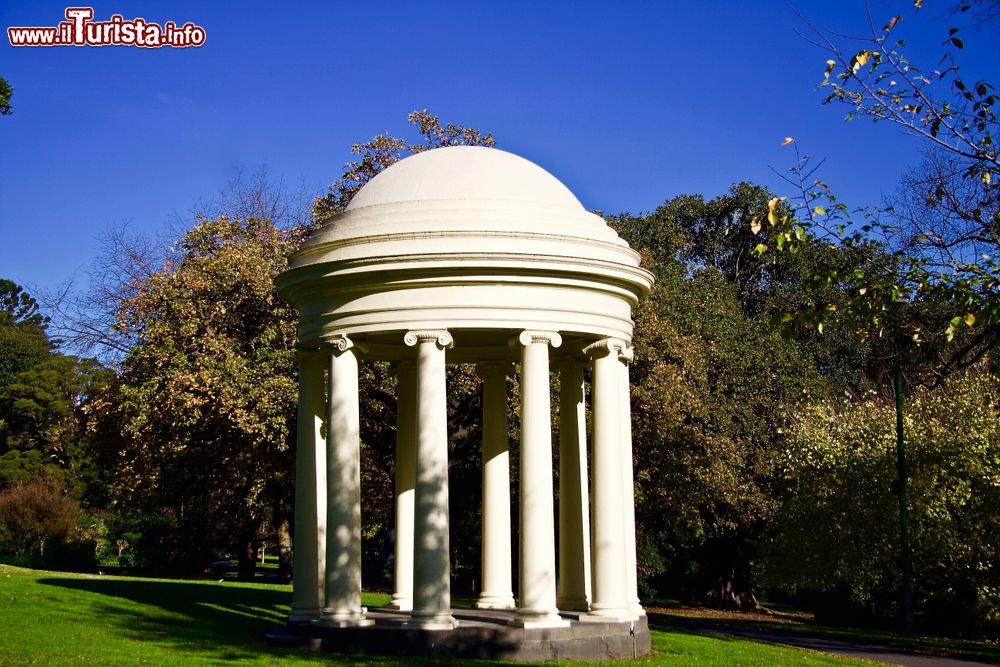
xmin=511 ymin=330 xmax=562 ymax=349
xmin=582 ymin=337 xmax=627 ymax=359
xmin=619 ymin=343 xmax=635 ymax=364
xmin=324 ymin=334 xmax=362 ymax=355
xmin=403 ymin=329 xmax=453 ymax=349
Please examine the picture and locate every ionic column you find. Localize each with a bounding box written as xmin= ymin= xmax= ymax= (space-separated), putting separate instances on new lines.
xmin=619 ymin=343 xmax=644 ymax=617
xmin=317 ymin=336 xmax=372 ymax=627
xmin=557 ymin=359 xmax=592 ymax=612
xmin=403 ymin=330 xmax=457 ymax=629
xmin=511 ymin=330 xmax=569 ymax=628
xmin=288 ymin=349 xmax=327 ymax=623
xmin=387 ymin=361 xmax=417 ymax=611
xmin=581 ymin=338 xmax=634 ymax=623
xmin=475 ymin=362 xmax=516 ymax=609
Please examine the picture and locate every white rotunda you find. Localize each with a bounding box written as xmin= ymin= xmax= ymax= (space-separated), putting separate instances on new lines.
xmin=275 ymin=145 xmax=654 ymax=659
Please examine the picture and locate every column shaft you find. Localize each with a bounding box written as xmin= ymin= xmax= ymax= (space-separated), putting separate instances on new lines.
xmin=582 ymin=338 xmax=634 ymax=622
xmin=620 ymin=346 xmax=643 ymax=616
xmin=404 ymin=330 xmax=456 ymax=629
xmin=388 ymin=361 xmax=417 ymax=611
xmin=512 ymin=331 xmax=569 ymax=628
xmin=476 ymin=363 xmax=515 ymax=609
xmin=557 ymin=361 xmax=592 ymax=612
xmin=317 ymin=337 xmax=371 ymax=627
xmin=288 ymin=351 xmax=326 ymax=622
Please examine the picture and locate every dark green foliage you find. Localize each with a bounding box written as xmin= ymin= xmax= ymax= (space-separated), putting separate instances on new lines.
xmin=765 ymin=370 xmax=1000 ymax=637
xmin=0 ymin=280 xmax=52 ymax=396
xmin=0 ymin=449 xmax=65 ymax=491
xmin=0 ymin=76 xmax=11 ymax=115
xmin=616 ymin=184 xmax=853 ymax=608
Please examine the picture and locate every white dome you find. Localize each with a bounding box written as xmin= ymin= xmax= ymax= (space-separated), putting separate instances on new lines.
xmin=279 ymin=145 xmax=653 ymax=354
xmin=346 ymin=146 xmax=584 ymax=211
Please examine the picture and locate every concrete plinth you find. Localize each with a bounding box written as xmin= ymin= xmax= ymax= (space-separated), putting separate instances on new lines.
xmin=265 ymin=608 xmax=651 ymax=662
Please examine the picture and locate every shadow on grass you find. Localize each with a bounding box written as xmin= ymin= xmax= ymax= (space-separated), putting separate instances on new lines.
xmin=36 ymin=578 xmax=547 ymax=665
xmin=38 ymin=577 xmax=348 ymax=664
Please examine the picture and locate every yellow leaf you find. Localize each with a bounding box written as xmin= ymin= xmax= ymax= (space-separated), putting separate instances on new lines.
xmin=983 ymin=171 xmax=992 ymax=186
xmin=965 ymin=313 xmax=976 ymax=327
xmin=781 ymin=137 xmax=794 ymax=147
xmin=859 ymin=287 xmax=868 ymax=295
xmin=750 ymin=217 xmax=762 ymax=235
xmin=768 ymin=197 xmax=780 ymax=212
xmin=813 ymin=205 xmax=826 ymax=216
xmin=754 ymin=243 xmax=768 ymax=254
xmin=824 ymin=59 xmax=836 ymax=81
xmin=817 ymin=322 xmax=824 ymax=334
xmin=851 ymin=51 xmax=871 ymax=74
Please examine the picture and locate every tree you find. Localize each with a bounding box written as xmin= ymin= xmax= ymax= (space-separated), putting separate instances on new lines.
xmin=765 ymin=368 xmax=1000 ymax=636
xmin=0 ymin=76 xmax=11 ymax=116
xmin=615 ymin=185 xmax=846 ymax=609
xmin=2 ymin=355 xmax=84 ymax=455
xmin=88 ymin=216 xmax=303 ymax=579
xmin=0 ymin=477 xmax=79 ymax=564
xmin=78 ymin=110 xmax=496 ymax=579
xmin=0 ymin=281 xmax=52 ymax=396
xmin=768 ymin=2 xmax=999 ymax=380
xmin=312 ymin=110 xmax=495 ymax=220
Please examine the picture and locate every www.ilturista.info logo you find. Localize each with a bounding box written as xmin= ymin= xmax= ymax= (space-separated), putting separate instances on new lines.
xmin=8 ymin=7 xmax=205 ymax=48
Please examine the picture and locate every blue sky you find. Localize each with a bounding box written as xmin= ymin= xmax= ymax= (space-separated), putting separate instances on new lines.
xmin=1 ymin=1 xmax=997 ymax=298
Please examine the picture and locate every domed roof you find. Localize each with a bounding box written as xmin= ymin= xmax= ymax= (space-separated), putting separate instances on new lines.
xmin=279 ymin=145 xmax=654 ymax=350
xmin=346 ymin=146 xmax=584 ymax=212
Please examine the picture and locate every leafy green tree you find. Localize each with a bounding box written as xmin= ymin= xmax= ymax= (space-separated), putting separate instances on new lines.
xmin=89 ymin=216 xmax=304 ymax=579
xmin=765 ymin=369 xmax=1000 ymax=636
xmin=617 ymin=185 xmax=846 ymax=608
xmin=2 ymin=355 xmax=82 ymax=453
xmin=0 ymin=449 xmax=64 ymax=492
xmin=0 ymin=280 xmax=47 ymax=328
xmin=0 ymin=280 xmax=52 ymax=394
xmin=0 ymin=76 xmax=11 ymax=116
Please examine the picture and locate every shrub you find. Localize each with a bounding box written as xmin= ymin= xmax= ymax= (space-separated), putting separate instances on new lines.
xmin=0 ymin=477 xmax=81 ymax=564
xmin=764 ymin=370 xmax=1000 ymax=637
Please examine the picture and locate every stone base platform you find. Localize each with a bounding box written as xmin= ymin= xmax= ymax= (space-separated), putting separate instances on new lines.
xmin=266 ymin=607 xmax=651 ymax=661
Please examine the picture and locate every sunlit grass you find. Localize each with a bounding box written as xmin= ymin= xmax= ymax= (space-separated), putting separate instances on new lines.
xmin=0 ymin=565 xmax=873 ymax=665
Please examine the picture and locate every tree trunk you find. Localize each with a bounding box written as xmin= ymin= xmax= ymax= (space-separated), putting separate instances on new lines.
xmin=691 ymin=532 xmax=762 ymax=611
xmin=276 ymin=518 xmax=293 ymax=583
xmin=236 ymin=520 xmax=260 ymax=581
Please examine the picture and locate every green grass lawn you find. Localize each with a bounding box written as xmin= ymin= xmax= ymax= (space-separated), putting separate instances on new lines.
xmin=646 ymin=603 xmax=1000 ymax=664
xmin=0 ymin=564 xmax=874 ymax=666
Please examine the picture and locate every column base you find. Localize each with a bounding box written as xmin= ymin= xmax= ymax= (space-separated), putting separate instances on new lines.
xmin=383 ymin=597 xmax=413 ymax=612
xmin=509 ymin=610 xmax=571 ymax=629
xmin=475 ymin=593 xmax=516 ymax=610
xmin=578 ymin=606 xmax=639 ymax=624
xmin=403 ymin=611 xmax=459 ymax=630
xmin=314 ymin=607 xmax=375 ymax=628
xmin=286 ymin=604 xmax=323 ymax=624
xmin=556 ymin=595 xmax=590 ymax=612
